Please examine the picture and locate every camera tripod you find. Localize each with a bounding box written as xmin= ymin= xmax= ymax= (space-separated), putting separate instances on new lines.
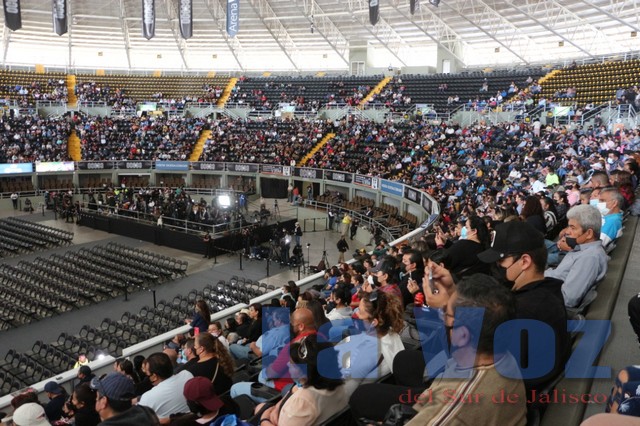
xmin=318 ymin=238 xmax=329 ymax=270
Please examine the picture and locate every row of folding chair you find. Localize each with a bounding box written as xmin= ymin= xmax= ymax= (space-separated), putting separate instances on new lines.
xmin=105 ymin=242 xmax=188 ymax=276
xmin=5 ymin=217 xmax=74 ymax=243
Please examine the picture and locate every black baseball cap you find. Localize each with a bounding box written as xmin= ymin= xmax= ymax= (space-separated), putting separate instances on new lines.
xmin=478 ymin=221 xmax=545 ymax=263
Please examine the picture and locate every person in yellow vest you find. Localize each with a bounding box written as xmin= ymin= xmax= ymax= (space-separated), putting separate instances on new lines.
xmin=341 ymin=213 xmax=352 ymax=238
xmin=545 ymin=166 xmax=560 ymax=188
xmin=74 ymin=354 xmax=90 ymax=369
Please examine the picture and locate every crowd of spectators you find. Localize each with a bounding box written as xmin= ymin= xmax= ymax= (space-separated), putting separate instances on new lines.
xmin=4 ymin=113 xmax=640 ymax=425
xmin=616 ymin=85 xmax=640 ymax=111
xmin=86 ymin=185 xmax=250 ymax=232
xmin=325 ymin=81 xmax=371 ymax=107
xmin=367 ymin=77 xmax=412 ymax=109
xmin=75 ymin=81 xmax=135 ymax=110
xmin=0 ymin=114 xmax=71 ymax=163
xmin=299 ymin=122 xmax=638 ymax=423
xmin=76 ymin=115 xmax=206 ymax=161
xmin=228 ymin=80 xmax=321 ymax=113
xmin=76 ymin=82 xmax=224 ymax=110
xmin=201 ymin=117 xmax=330 ymax=165
xmin=2 ymin=79 xmax=68 ymax=107
xmin=228 ymin=77 xmax=388 ymax=112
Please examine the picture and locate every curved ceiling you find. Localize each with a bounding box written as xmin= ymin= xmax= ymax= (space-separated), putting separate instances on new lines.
xmin=1 ymin=0 xmax=638 ymax=72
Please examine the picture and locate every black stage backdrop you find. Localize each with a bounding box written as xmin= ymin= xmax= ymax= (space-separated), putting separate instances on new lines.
xmin=77 ymin=211 xmax=295 ymax=257
xmin=260 ymin=177 xmax=288 ymax=199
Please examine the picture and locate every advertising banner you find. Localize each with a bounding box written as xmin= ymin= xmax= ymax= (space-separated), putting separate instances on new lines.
xmin=178 ymin=0 xmax=192 ymax=39
xmin=35 ymin=161 xmax=74 ymax=172
xmin=227 ymin=0 xmax=239 ymax=37
xmin=3 ymin=0 xmax=21 ymax=31
xmin=0 ymin=163 xmax=32 ymax=174
xmin=52 ymin=0 xmax=67 ymax=36
xmin=142 ymin=0 xmax=155 ymax=40
xmin=380 ymin=179 xmax=403 ymax=197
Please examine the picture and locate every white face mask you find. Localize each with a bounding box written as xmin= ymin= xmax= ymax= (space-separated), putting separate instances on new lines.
xmin=597 ymin=202 xmax=610 ymax=216
xmin=459 ymin=226 xmax=468 ymax=240
xmin=589 ymin=199 xmax=599 ymax=207
xmin=607 ymin=158 xmax=615 ymax=164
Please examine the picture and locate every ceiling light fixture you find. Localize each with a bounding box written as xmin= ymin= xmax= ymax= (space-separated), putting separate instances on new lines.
xmin=429 ymin=0 xmax=440 ymax=6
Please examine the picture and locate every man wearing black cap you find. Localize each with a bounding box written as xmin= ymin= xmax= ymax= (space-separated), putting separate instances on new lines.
xmin=91 ymin=373 xmax=159 ymax=425
xmin=43 ymin=381 xmax=67 ymax=422
xmin=478 ymin=221 xmax=570 ymax=394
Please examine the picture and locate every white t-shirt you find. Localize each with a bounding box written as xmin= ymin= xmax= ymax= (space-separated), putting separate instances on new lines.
xmin=138 ymin=370 xmax=193 ymax=418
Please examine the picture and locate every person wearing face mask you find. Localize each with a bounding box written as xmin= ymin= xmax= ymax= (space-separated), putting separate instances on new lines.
xmin=256 ymin=335 xmax=346 ymax=425
xmin=207 ymin=322 xmax=229 ymax=349
xmin=349 ymin=274 xmax=526 ymax=424
xmin=63 ymin=383 xmax=101 ymax=426
xmin=545 ymin=205 xmax=608 ymax=311
xmin=369 ymin=259 xmax=403 ymax=299
xmin=598 ymin=187 xmax=624 ymax=248
xmin=478 ymin=221 xmax=570 ymax=395
xmin=336 ymin=290 xmax=405 ymax=397
xmin=230 ymin=308 xmax=317 ymax=403
xmin=442 ymin=215 xmax=492 ymax=278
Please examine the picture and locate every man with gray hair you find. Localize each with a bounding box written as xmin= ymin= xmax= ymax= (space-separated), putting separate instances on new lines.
xmin=545 ymin=204 xmax=608 ymax=310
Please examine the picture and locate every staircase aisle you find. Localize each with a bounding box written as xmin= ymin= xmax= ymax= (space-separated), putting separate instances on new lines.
xmin=189 ymin=130 xmax=212 ymax=162
xmin=66 ymin=75 xmax=77 ymax=107
xmin=68 ymin=130 xmax=81 ymax=162
xmin=358 ymin=76 xmax=393 ymax=108
xmin=298 ymin=133 xmax=335 ymax=166
xmin=217 ymin=78 xmax=238 ymax=108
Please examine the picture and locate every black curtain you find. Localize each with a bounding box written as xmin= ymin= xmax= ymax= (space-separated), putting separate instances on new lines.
xmin=260 ymin=177 xmax=287 ymax=198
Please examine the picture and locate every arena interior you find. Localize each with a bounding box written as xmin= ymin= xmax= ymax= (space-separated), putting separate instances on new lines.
xmin=0 ymin=0 xmax=639 ymax=425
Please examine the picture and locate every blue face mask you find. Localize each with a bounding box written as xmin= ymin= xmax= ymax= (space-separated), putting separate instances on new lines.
xmin=460 ymin=226 xmax=468 ymax=240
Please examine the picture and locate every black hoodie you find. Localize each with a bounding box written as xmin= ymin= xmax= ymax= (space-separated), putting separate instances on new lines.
xmin=99 ymin=405 xmax=160 ymax=426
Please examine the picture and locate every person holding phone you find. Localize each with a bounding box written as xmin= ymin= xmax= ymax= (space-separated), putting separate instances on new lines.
xmin=399 ymin=249 xmax=425 ymax=308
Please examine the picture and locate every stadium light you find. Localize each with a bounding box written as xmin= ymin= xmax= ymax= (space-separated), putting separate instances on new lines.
xmin=217 ymin=194 xmax=231 ymax=208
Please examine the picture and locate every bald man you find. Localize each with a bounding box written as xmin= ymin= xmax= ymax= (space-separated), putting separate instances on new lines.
xmin=230 ymin=308 xmax=317 ymax=402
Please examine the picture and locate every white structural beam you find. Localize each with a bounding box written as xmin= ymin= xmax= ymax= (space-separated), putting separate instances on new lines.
xmin=67 ymin=1 xmax=73 ymax=68
xmin=507 ymin=0 xmax=600 ymax=58
xmin=391 ymin=2 xmax=465 ymax=65
xmin=119 ymin=0 xmax=133 ymax=69
xmin=298 ymin=0 xmax=350 ymax=67
xmin=162 ymin=0 xmax=190 ymax=69
xmin=576 ymin=0 xmax=639 ymax=33
xmin=202 ymin=0 xmax=245 ymax=71
xmin=444 ymin=0 xmax=541 ymax=65
xmin=2 ymin=27 xmax=12 ymax=66
xmin=345 ymin=0 xmax=410 ymax=67
xmin=246 ymin=0 xmax=301 ymax=71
